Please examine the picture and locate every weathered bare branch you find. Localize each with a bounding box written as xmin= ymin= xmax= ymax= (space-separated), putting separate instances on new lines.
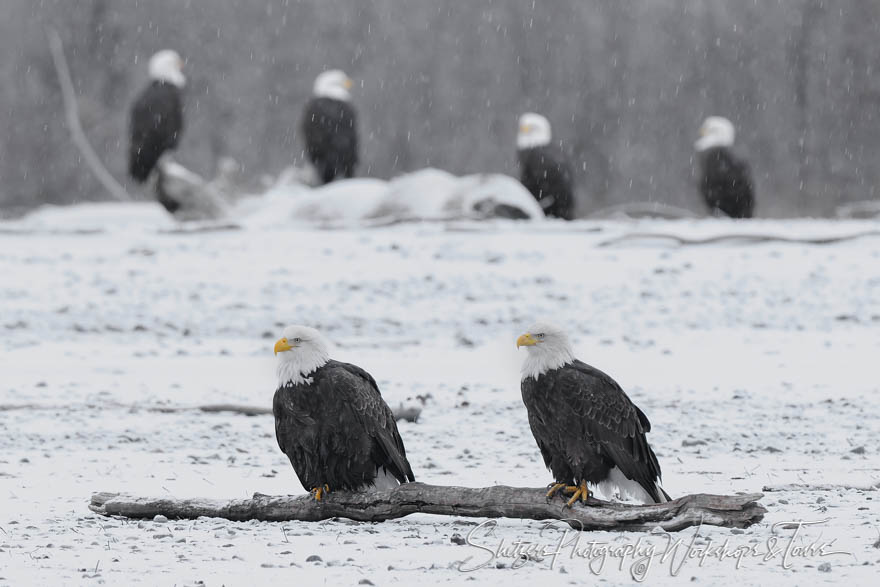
xmin=47 ymin=28 xmax=132 ymax=202
xmin=599 ymin=230 xmax=880 ymax=247
xmin=146 ymin=403 xmax=272 ymax=416
xmin=1 ymin=401 xmax=419 ymax=421
xmin=90 ymin=484 xmax=765 ymax=532
xmin=835 ymin=200 xmax=880 ymax=219
xmin=763 ymin=482 xmax=878 ymax=493
xmin=588 ymin=202 xmax=699 ymax=220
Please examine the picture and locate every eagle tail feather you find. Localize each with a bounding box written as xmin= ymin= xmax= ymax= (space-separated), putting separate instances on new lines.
xmin=375 ymin=433 xmax=415 ymax=484
xmin=654 ymin=482 xmax=672 ymax=503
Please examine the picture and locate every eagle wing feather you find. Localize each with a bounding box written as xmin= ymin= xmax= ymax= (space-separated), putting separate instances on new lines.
xmin=551 ymin=361 xmax=665 ymax=498
xmin=330 ymin=362 xmax=415 ymax=484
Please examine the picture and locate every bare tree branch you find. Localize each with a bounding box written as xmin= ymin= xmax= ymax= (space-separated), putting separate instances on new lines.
xmin=47 ymin=27 xmax=132 ymax=202
xmin=588 ymin=202 xmax=700 ymax=220
xmin=599 ymin=230 xmax=880 ymax=247
xmin=161 ymin=403 xmax=272 ymax=417
xmin=835 ymin=200 xmax=880 ymax=219
xmin=148 ymin=402 xmax=421 ymax=422
xmin=763 ymin=482 xmax=878 ymax=492
xmin=0 ymin=401 xmax=418 ymax=422
xmin=90 ymin=484 xmax=766 ymax=532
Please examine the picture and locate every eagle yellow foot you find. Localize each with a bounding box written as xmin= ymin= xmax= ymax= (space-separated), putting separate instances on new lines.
xmin=546 ymin=483 xmax=579 ymax=500
xmin=564 ymin=481 xmax=591 ymax=508
xmin=310 ymin=484 xmax=331 ymax=501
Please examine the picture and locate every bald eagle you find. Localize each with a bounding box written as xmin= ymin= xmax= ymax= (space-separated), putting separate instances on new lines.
xmin=301 ymin=70 xmax=359 ymax=184
xmin=273 ymin=325 xmax=415 ymax=500
xmin=516 ymin=323 xmax=670 ymax=506
xmin=129 ymin=50 xmax=185 ymax=183
xmin=695 ymin=116 xmax=755 ymax=219
xmin=516 ymin=113 xmax=575 ymax=220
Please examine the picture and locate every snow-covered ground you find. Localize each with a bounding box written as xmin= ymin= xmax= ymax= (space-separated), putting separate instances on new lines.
xmin=1 ymin=202 xmax=879 ymax=585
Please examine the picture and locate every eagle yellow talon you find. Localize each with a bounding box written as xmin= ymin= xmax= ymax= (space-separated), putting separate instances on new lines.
xmin=311 ymin=484 xmax=331 ymax=501
xmin=564 ymin=481 xmax=591 ymax=508
xmin=546 ymin=483 xmax=565 ymax=499
xmin=546 ymin=483 xmax=579 ymax=499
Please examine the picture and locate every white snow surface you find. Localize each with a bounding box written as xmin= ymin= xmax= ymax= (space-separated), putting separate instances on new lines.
xmin=1 ymin=202 xmax=879 ymax=585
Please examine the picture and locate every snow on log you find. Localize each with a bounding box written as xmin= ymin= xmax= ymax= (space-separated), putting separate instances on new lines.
xmin=90 ymin=484 xmax=766 ymax=532
xmin=154 ymin=159 xmax=228 ymax=221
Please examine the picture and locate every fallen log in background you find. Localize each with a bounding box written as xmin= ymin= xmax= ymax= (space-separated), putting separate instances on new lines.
xmin=763 ymin=482 xmax=879 ymax=493
xmin=90 ymin=483 xmax=765 ymax=532
xmin=147 ymin=402 xmax=422 ymax=422
xmin=587 ymin=202 xmax=699 ymax=220
xmin=598 ymin=230 xmax=880 ymax=247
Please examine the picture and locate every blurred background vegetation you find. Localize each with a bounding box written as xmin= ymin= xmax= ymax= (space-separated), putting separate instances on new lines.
xmin=1 ymin=0 xmax=877 ymax=216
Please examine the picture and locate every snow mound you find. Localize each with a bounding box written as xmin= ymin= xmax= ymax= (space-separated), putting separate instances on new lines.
xmin=380 ymin=168 xmax=462 ymax=220
xmin=0 ymin=168 xmax=545 ymax=233
xmin=379 ymin=169 xmax=545 ymax=221
xmin=241 ymin=168 xmax=544 ymax=228
xmin=242 ymin=178 xmax=389 ymax=229
xmin=457 ymin=173 xmax=545 ymax=219
xmin=3 ymin=202 xmax=171 ymax=234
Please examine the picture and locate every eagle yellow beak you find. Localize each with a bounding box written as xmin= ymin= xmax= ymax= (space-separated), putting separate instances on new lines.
xmin=344 ymin=77 xmax=354 ymax=90
xmin=516 ymin=333 xmax=538 ymax=348
xmin=519 ymin=124 xmax=531 ymax=134
xmin=274 ymin=337 xmax=293 ymax=355
xmin=698 ymin=124 xmax=707 ymax=137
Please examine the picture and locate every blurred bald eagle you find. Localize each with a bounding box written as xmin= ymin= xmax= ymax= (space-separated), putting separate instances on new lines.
xmin=516 ymin=323 xmax=670 ymax=506
xmin=273 ymin=325 xmax=415 ymax=500
xmin=129 ymin=50 xmax=185 ymax=183
xmin=301 ymin=70 xmax=359 ymax=184
xmin=516 ymin=113 xmax=575 ymax=220
xmin=695 ymin=116 xmax=755 ymax=218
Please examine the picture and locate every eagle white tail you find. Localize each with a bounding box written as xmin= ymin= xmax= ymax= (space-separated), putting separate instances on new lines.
xmin=366 ymin=468 xmax=401 ymax=491
xmin=598 ymin=467 xmax=669 ymax=504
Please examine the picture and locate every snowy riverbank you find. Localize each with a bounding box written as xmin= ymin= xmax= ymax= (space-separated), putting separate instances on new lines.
xmin=1 ymin=205 xmax=878 ymax=585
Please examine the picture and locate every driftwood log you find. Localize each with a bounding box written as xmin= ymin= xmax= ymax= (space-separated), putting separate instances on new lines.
xmin=90 ymin=483 xmax=765 ymax=532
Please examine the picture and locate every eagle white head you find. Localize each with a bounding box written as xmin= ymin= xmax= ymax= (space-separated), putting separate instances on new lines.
xmin=516 ymin=322 xmax=576 ymax=380
xmin=274 ymin=325 xmax=331 ymax=386
xmin=517 ymin=112 xmax=552 ymax=150
xmin=148 ymin=49 xmax=186 ymax=88
xmin=314 ymin=69 xmax=354 ymax=101
xmin=694 ymin=116 xmax=735 ymax=151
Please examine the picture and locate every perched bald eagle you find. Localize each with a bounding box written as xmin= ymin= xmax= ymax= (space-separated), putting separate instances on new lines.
xmin=273 ymin=325 xmax=415 ymax=500
xmin=695 ymin=116 xmax=755 ymax=219
xmin=516 ymin=113 xmax=575 ymax=220
xmin=301 ymin=70 xmax=359 ymax=184
xmin=129 ymin=50 xmax=185 ymax=183
xmin=516 ymin=323 xmax=670 ymax=506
